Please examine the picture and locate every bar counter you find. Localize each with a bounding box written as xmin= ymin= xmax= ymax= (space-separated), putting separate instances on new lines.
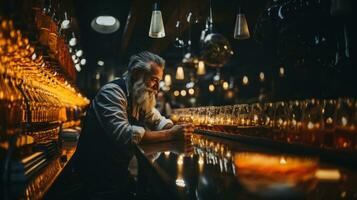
xmin=7 ymin=138 xmax=78 ymax=200
xmin=136 ymin=132 xmax=357 ymax=200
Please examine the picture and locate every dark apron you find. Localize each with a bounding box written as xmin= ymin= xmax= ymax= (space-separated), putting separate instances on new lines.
xmin=75 ymin=79 xmax=144 ymax=199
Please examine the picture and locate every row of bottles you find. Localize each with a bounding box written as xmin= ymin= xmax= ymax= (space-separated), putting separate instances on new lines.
xmin=33 ymin=3 xmax=77 ymax=80
xmin=0 ymin=17 xmax=89 ymax=138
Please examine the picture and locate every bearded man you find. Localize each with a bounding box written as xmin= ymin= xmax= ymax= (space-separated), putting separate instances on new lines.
xmin=76 ymin=51 xmax=191 ymax=199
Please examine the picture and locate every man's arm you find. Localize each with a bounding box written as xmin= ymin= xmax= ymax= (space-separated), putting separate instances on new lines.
xmin=93 ymin=83 xmax=145 ymax=145
xmin=141 ymin=124 xmax=188 ymax=144
xmin=144 ymin=108 xmax=174 ymax=130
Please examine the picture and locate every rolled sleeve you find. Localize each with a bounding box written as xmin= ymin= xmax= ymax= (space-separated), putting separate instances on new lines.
xmin=144 ymin=108 xmax=173 ymax=130
xmin=93 ymin=83 xmax=145 ymax=145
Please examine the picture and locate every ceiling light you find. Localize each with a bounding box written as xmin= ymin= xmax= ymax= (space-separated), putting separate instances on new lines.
xmin=91 ymin=16 xmax=120 ymax=34
xmin=174 ymin=90 xmax=180 ymax=96
xmin=69 ymin=32 xmax=77 ymax=46
xmin=75 ymin=63 xmax=81 ymax=72
xmin=209 ymin=84 xmax=215 ymax=92
xmin=97 ymin=60 xmax=104 ymax=66
xmin=61 ymin=12 xmax=71 ymax=30
xmin=197 ymin=61 xmax=206 ymax=75
xmin=164 ymin=74 xmax=172 ymax=86
xmin=234 ymin=8 xmax=250 ymax=39
xmin=175 ymin=66 xmax=184 ymax=80
xmin=76 ymin=49 xmax=83 ymax=57
xmin=80 ymin=58 xmax=86 ymax=65
xmin=149 ymin=3 xmax=165 ymax=38
xmin=242 ymin=76 xmax=249 ymax=85
xmin=222 ymin=81 xmax=229 ymax=90
xmin=279 ymin=67 xmax=285 ymax=77
xmin=73 ymin=58 xmax=79 ymax=64
xmin=259 ymin=72 xmax=265 ymax=82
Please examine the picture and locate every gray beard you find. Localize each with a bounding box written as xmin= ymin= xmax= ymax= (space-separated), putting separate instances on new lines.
xmin=132 ymin=78 xmax=156 ymax=114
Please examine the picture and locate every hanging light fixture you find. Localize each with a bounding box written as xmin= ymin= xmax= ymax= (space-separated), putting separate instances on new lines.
xmin=80 ymin=58 xmax=86 ymax=65
xmin=197 ymin=61 xmax=206 ymax=75
xmin=75 ymin=63 xmax=81 ymax=72
xmin=61 ymin=12 xmax=71 ymax=30
xmin=279 ymin=67 xmax=285 ymax=77
xmin=164 ymin=74 xmax=172 ymax=86
xmin=208 ymin=84 xmax=215 ymax=92
xmin=234 ymin=8 xmax=250 ymax=39
xmin=242 ymin=75 xmax=249 ymax=85
xmin=69 ymin=32 xmax=77 ymax=46
xmin=76 ymin=49 xmax=83 ymax=57
xmin=176 ymin=66 xmax=184 ymax=80
xmin=149 ymin=3 xmax=165 ymax=38
xmin=259 ymin=72 xmax=265 ymax=82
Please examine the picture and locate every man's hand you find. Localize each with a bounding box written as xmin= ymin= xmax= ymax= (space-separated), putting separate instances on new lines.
xmin=170 ymin=123 xmax=194 ymax=141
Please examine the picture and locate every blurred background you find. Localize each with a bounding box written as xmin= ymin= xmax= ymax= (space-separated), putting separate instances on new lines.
xmin=1 ymin=0 xmax=356 ymax=107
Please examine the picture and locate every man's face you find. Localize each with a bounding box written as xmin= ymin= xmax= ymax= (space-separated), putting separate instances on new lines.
xmin=131 ymin=62 xmax=163 ymax=114
xmin=144 ymin=62 xmax=163 ymax=93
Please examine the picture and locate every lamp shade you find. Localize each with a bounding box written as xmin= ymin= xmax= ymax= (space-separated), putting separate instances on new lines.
xmin=164 ymin=74 xmax=172 ymax=86
xmin=197 ymin=61 xmax=206 ymax=75
xmin=149 ymin=3 xmax=165 ymax=38
xmin=175 ymin=66 xmax=184 ymax=80
xmin=234 ymin=13 xmax=250 ymax=40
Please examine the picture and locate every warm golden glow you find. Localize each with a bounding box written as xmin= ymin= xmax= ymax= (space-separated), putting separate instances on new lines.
xmin=341 ymin=117 xmax=348 ymax=126
xmin=177 ymin=155 xmax=184 ymax=165
xmin=188 ymin=88 xmax=195 ymax=95
xmin=208 ymin=84 xmax=215 ymax=92
xmin=222 ymin=81 xmax=229 ymax=90
xmin=174 ymin=90 xmax=180 ymax=96
xmin=180 ymin=90 xmax=187 ymax=96
xmin=259 ymin=72 xmax=265 ymax=82
xmin=197 ymin=61 xmax=206 ymax=75
xmin=242 ymin=76 xmax=249 ymax=85
xmin=175 ymin=66 xmax=184 ymax=80
xmin=279 ymin=157 xmax=287 ymax=165
xmin=279 ymin=67 xmax=285 ymax=77
xmin=164 ymin=74 xmax=172 ymax=86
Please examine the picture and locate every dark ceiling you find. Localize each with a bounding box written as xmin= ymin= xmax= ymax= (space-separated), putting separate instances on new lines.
xmin=4 ymin=0 xmax=354 ymax=102
xmin=73 ymin=0 xmax=269 ymax=75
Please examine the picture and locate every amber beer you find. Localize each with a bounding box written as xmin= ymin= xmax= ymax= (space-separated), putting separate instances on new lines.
xmin=334 ymin=127 xmax=355 ymax=150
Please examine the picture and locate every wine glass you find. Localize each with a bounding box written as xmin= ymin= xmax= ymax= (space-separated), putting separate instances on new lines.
xmin=335 ymin=98 xmax=355 ymax=150
xmin=321 ymin=99 xmax=337 ymax=149
xmin=302 ymin=99 xmax=324 ymax=147
xmin=274 ymin=101 xmax=290 ymax=141
xmin=287 ymin=100 xmax=304 ymax=144
xmin=262 ymin=102 xmax=275 ymax=138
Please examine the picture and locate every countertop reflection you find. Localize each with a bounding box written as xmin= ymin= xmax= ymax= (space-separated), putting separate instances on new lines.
xmin=138 ymin=134 xmax=357 ymax=200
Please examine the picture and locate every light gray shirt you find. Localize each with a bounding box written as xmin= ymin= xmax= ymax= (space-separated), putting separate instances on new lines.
xmin=92 ymin=82 xmax=173 ymax=145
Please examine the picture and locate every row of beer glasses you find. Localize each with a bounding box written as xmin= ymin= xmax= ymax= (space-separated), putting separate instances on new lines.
xmin=171 ymin=98 xmax=357 ymax=151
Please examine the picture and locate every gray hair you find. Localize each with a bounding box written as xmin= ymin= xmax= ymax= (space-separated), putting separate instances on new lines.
xmin=124 ymin=51 xmax=165 ymax=83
